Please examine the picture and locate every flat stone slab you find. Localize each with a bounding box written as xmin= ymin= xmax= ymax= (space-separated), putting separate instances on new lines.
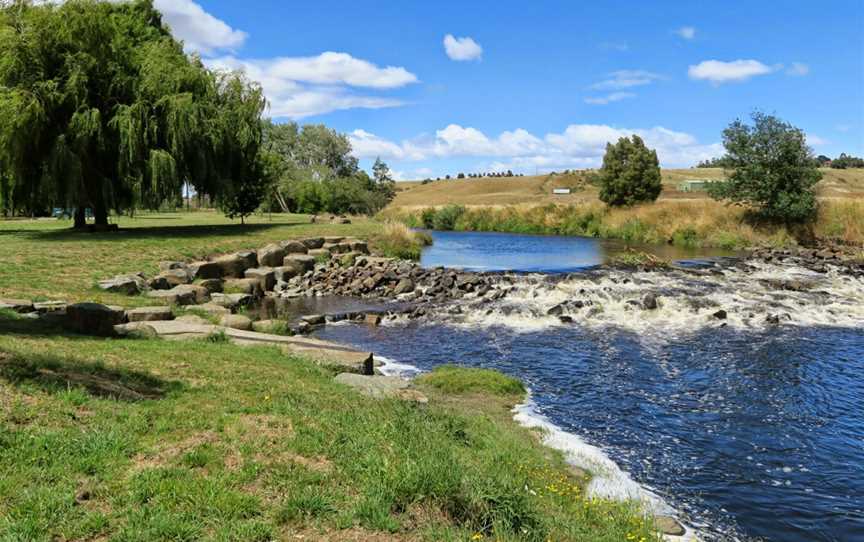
xmin=333 ymin=373 xmax=428 ymax=403
xmin=114 ymin=320 xmax=374 ymax=374
xmin=126 ymin=306 xmax=174 ymax=322
xmin=0 ymin=298 xmax=34 ymax=313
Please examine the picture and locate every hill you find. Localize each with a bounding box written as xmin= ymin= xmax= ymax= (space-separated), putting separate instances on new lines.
xmin=391 ymin=168 xmax=864 ymax=210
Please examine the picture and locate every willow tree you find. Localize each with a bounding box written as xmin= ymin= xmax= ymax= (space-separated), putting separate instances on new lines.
xmin=0 ymin=0 xmax=267 ymax=227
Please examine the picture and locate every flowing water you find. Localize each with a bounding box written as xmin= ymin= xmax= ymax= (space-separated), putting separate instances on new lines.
xmin=314 ymin=231 xmax=864 ymax=542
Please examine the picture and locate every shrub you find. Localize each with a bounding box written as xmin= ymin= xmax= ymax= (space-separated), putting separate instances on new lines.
xmin=598 ymin=135 xmax=662 ymax=206
xmin=432 ymin=205 xmax=466 ymax=231
xmin=420 ymin=207 xmax=437 ymax=229
xmin=372 ymin=222 xmax=433 ymax=260
xmin=708 ymin=112 xmax=822 ymax=223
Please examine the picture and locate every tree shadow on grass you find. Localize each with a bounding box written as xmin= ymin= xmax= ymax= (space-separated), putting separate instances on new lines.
xmin=0 ymin=313 xmax=182 ymax=401
xmin=1 ymin=221 xmax=301 ymax=242
xmin=0 ymin=349 xmax=182 ymax=402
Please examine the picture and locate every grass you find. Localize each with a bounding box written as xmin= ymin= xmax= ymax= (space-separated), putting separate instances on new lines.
xmin=370 ymin=222 xmax=433 ymax=261
xmin=0 ymin=214 xmax=663 ymax=541
xmin=417 ymin=365 xmax=526 ymax=397
xmin=389 ymin=199 xmax=864 ymax=249
xmin=0 ymin=210 xmax=378 ymax=305
xmin=0 ymin=312 xmax=662 ymax=541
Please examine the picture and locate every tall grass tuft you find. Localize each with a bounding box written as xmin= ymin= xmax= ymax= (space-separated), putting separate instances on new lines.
xmin=371 ymin=222 xmax=433 ymax=260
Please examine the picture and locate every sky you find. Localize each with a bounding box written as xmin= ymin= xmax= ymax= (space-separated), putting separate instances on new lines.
xmin=153 ymin=0 xmax=864 ymax=179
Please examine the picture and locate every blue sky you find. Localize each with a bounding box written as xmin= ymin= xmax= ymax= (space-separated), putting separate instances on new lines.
xmin=156 ymin=0 xmax=864 ymax=179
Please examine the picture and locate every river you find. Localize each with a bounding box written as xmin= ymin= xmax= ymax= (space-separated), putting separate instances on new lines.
xmin=314 ymin=230 xmax=864 ymax=542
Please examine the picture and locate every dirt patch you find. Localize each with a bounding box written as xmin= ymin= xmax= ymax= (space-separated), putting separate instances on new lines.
xmin=131 ymin=430 xmax=220 ymax=472
xmin=228 ymin=413 xmax=294 ymax=442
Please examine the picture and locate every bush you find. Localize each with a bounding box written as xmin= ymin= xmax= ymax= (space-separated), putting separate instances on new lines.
xmin=598 ymin=135 xmax=662 ymax=206
xmin=372 ymin=222 xmax=433 ymax=260
xmin=708 ymin=112 xmax=822 ymax=223
xmin=432 ymin=205 xmax=466 ymax=231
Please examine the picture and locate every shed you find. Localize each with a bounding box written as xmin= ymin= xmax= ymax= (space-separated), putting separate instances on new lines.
xmin=552 ymin=188 xmax=571 ymax=195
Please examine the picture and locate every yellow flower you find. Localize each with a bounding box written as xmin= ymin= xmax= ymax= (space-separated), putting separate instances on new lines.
xmin=471 ymin=534 xmax=483 ymax=540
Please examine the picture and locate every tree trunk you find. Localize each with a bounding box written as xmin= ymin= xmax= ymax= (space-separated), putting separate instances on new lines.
xmin=93 ymin=192 xmax=108 ymax=227
xmin=73 ymin=206 xmax=86 ymax=229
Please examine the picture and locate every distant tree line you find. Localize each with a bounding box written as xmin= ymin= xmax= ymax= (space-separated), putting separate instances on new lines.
xmin=423 ymin=171 xmax=524 ymax=183
xmin=700 ymin=152 xmax=864 ymax=170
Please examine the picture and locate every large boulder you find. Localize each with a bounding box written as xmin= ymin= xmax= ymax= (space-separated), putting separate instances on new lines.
xmin=65 ymin=303 xmax=126 ymax=336
xmin=258 ymin=244 xmax=287 ymax=267
xmin=244 ymin=267 xmax=276 ymax=291
xmin=300 ymin=237 xmax=325 ymax=249
xmin=186 ymin=303 xmax=231 ymax=317
xmin=282 ymin=254 xmax=316 ymax=275
xmin=224 ymin=278 xmax=263 ymax=297
xmin=393 ymin=278 xmax=415 ymax=295
xmin=307 ymin=248 xmax=331 ymax=259
xmin=126 ymin=306 xmax=174 ymax=323
xmin=279 ymin=240 xmax=308 ymax=255
xmin=158 ymin=261 xmax=187 ymax=272
xmin=215 ymin=252 xmax=257 ymax=278
xmin=346 ymin=239 xmax=369 ymax=255
xmin=148 ymin=269 xmax=190 ymax=290
xmin=147 ymin=284 xmax=209 ymax=305
xmin=98 ymin=274 xmax=146 ymax=295
xmin=189 ymin=261 xmax=222 ymax=280
xmin=197 ymin=278 xmax=223 ymax=293
xmin=219 ymin=314 xmax=253 ymax=331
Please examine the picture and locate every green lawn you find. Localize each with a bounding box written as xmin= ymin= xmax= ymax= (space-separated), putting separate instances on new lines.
xmin=0 ymin=213 xmax=663 ymax=541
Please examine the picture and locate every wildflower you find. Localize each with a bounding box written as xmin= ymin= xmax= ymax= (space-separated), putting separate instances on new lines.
xmin=471 ymin=534 xmax=483 ymax=540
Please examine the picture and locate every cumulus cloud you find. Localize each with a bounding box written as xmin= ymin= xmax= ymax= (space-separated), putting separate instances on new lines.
xmin=584 ymin=92 xmax=636 ymax=105
xmin=688 ymin=59 xmax=777 ymax=84
xmin=675 ymin=26 xmax=696 ymax=40
xmin=786 ymin=62 xmax=810 ymax=76
xmin=154 ymin=0 xmax=247 ymax=54
xmin=349 ymin=124 xmax=722 ymax=169
xmin=443 ymin=34 xmax=483 ymax=61
xmin=208 ymin=54 xmax=417 ymax=118
xmin=591 ymin=70 xmax=663 ymax=90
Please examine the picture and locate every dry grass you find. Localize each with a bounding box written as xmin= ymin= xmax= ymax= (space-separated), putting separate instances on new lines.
xmin=393 ymin=168 xmax=864 ymax=209
xmin=370 ymin=222 xmax=433 ymax=260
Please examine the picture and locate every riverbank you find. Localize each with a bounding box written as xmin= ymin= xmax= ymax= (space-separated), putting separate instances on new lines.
xmin=0 ymin=214 xmax=668 ymax=541
xmin=381 ymin=199 xmax=864 ymax=251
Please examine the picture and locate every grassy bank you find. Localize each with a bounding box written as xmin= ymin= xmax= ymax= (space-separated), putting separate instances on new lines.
xmin=0 ymin=313 xmax=661 ymax=541
xmin=0 ymin=214 xmax=663 ymax=540
xmin=388 ymin=199 xmax=864 ymax=249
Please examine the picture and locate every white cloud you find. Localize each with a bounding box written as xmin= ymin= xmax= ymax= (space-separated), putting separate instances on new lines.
xmin=154 ymin=0 xmax=247 ymax=54
xmin=675 ymin=26 xmax=696 ymax=40
xmin=207 ymin=54 xmax=417 ymax=118
xmin=786 ymin=62 xmax=809 ymax=76
xmin=584 ymin=92 xmax=636 ymax=105
xmin=807 ymin=134 xmax=829 ymax=146
xmin=443 ymin=34 xmax=483 ymax=61
xmin=349 ymin=124 xmax=722 ymax=169
xmin=591 ymin=70 xmax=663 ymax=90
xmin=688 ymin=59 xmax=777 ymax=84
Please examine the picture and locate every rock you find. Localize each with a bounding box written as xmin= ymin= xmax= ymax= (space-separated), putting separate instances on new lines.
xmin=547 ymin=303 xmax=566 ymax=316
xmin=273 ymin=266 xmax=301 ymax=282
xmin=712 ymin=309 xmax=727 ymax=320
xmin=642 ymin=293 xmax=659 ymax=310
xmin=244 ymin=267 xmax=276 ymax=291
xmin=393 ymin=278 xmax=415 ymax=295
xmin=215 ymin=252 xmax=257 ymax=278
xmin=323 ymin=236 xmax=344 ymax=244
xmin=346 ymin=239 xmax=369 ymax=254
xmin=198 ymin=278 xmax=223 ymax=293
xmin=331 ymin=216 xmax=351 ymax=224
xmin=300 ymin=237 xmax=325 ymax=249
xmin=558 ymin=315 xmax=573 ymax=323
xmin=186 ymin=303 xmax=231 ymax=317
xmin=219 ymin=314 xmax=253 ymax=330
xmin=300 ymin=314 xmax=326 ymax=326
xmin=654 ymin=516 xmax=685 ymax=536
xmin=147 ymin=284 xmax=208 ymax=306
xmin=210 ymin=292 xmax=254 ymax=310
xmin=126 ymin=306 xmax=174 ymax=323
xmin=33 ymin=300 xmax=67 ymax=313
xmin=364 ymin=313 xmax=382 ymax=326
xmin=148 ymin=268 xmax=190 ymax=290
xmin=765 ymin=314 xmax=781 ymax=325
xmin=333 ymin=373 xmax=426 ymax=402
xmin=279 ymin=240 xmax=308 ymax=255
xmin=98 ymin=274 xmax=146 ymax=295
xmin=257 ymin=244 xmax=287 ymax=267
xmin=175 ymin=314 xmax=211 ymax=325
xmin=159 ymin=261 xmax=187 ymax=272
xmin=189 ymin=261 xmax=222 ymax=280
xmin=223 ymin=278 xmax=263 ymax=297
xmin=282 ymin=254 xmax=316 ymax=275
xmin=65 ymin=303 xmax=126 ymax=336
xmin=252 ymin=319 xmax=286 ymax=333
xmin=0 ymin=298 xmax=34 ymax=313
xmin=339 ymin=252 xmax=360 ymax=267
xmin=307 ymin=248 xmax=331 ymax=259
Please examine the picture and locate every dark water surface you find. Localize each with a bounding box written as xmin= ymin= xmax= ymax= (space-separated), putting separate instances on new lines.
xmin=420 ymin=230 xmax=739 ymax=271
xmin=313 ymin=231 xmax=864 ymax=541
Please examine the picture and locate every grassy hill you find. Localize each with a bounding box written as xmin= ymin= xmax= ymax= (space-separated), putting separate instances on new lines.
xmin=391 ymin=168 xmax=864 ymax=210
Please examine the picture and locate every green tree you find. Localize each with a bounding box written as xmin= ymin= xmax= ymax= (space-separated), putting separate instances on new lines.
xmin=708 ymin=113 xmax=822 ymax=223
xmin=0 ymin=0 xmax=267 ymax=227
xmin=598 ymin=135 xmax=662 ymax=206
xmin=372 ymin=156 xmax=395 ymax=205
